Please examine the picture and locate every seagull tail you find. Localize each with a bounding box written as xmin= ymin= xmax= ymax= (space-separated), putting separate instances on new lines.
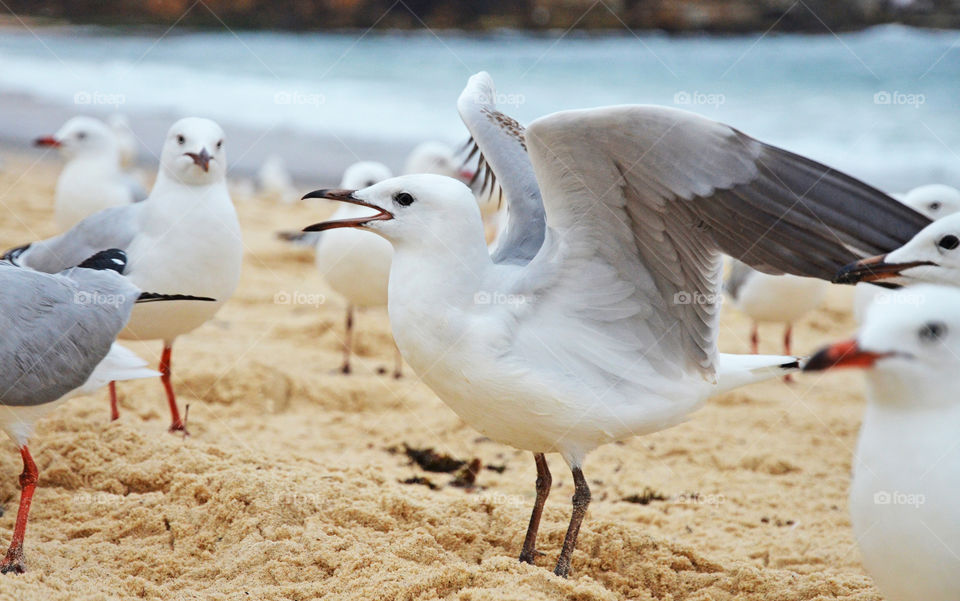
xmin=72 ymin=343 xmax=160 ymax=398
xmin=714 ymin=353 xmax=802 ymax=394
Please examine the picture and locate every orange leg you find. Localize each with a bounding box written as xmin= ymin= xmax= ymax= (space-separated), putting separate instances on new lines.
xmin=783 ymin=325 xmax=794 ymax=384
xmin=0 ymin=446 xmax=39 ymax=574
xmin=160 ymin=345 xmax=188 ymax=434
xmin=750 ymin=323 xmax=759 ymax=354
xmin=108 ymin=381 xmax=119 ymax=421
xmin=341 ymin=305 xmax=354 ymax=375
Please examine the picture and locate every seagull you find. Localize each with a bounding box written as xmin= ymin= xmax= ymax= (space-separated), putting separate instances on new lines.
xmin=106 ymin=113 xmax=139 ymax=169
xmin=5 ymin=117 xmax=242 ymax=434
xmin=34 ymin=116 xmax=146 ymax=232
xmin=803 ymin=284 xmax=960 ymax=601
xmin=837 ymin=209 xmax=960 ymax=288
xmin=852 ymin=184 xmax=960 ymax=321
xmin=257 ymin=154 xmax=297 ymax=204
xmin=724 ymin=259 xmax=828 ymax=379
xmin=297 ymin=72 xmax=930 ymax=577
xmin=0 ymin=248 xmax=214 ymax=574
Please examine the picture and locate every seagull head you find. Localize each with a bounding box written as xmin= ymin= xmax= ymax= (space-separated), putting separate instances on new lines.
xmin=835 ymin=213 xmax=960 ymax=286
xmin=161 ymin=117 xmax=226 ymax=185
xmin=899 ymin=184 xmax=960 ymax=220
xmin=804 ymin=284 xmax=960 ymax=406
xmin=404 ymin=142 xmax=474 ymax=182
xmin=301 ymin=174 xmax=483 ymax=247
xmin=35 ymin=116 xmax=117 ymax=160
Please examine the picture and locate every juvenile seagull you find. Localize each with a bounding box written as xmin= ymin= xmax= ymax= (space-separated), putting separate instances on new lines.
xmin=6 ymin=118 xmax=242 ymax=433
xmin=803 ymin=285 xmax=960 ymax=601
xmin=0 ymin=249 xmax=213 ymax=573
xmin=34 ymin=116 xmax=146 ymax=232
xmin=301 ymin=73 xmax=929 ymax=577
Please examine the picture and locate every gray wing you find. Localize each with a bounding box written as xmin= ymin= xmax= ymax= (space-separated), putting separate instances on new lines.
xmin=518 ymin=105 xmax=930 ymax=381
xmin=723 ymin=258 xmax=755 ymax=302
xmin=5 ymin=203 xmax=142 ymax=274
xmin=0 ymin=263 xmax=136 ymax=406
xmin=458 ymin=72 xmax=545 ymax=265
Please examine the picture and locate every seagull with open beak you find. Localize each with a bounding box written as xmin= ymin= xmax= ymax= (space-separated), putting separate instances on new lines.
xmin=803 ymin=284 xmax=960 ymax=601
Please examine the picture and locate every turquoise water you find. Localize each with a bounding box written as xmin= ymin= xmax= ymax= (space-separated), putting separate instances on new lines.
xmin=0 ymin=24 xmax=956 ymax=188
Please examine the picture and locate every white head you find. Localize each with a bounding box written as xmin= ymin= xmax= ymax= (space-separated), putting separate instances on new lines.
xmin=159 ymin=117 xmax=227 ymax=186
xmin=899 ymin=184 xmax=960 ymax=220
xmin=404 ymin=141 xmax=472 ymax=182
xmin=35 ymin=116 xmax=118 ymax=160
xmin=301 ymin=174 xmax=485 ymax=252
xmin=340 ymin=161 xmax=393 ymax=189
xmin=836 ymin=212 xmax=960 ymax=286
xmin=804 ymin=285 xmax=960 ymax=408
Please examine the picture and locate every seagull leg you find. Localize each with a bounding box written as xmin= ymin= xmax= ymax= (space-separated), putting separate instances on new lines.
xmin=783 ymin=324 xmax=794 ymax=383
xmin=750 ymin=323 xmax=759 ymax=354
xmin=159 ymin=344 xmax=188 ymax=434
xmin=341 ymin=304 xmax=354 ymax=375
xmin=392 ymin=345 xmax=403 ymax=379
xmin=1 ymin=446 xmax=38 ymax=574
xmin=519 ymin=452 xmax=551 ymax=565
xmin=108 ymin=381 xmax=119 ymax=421
xmin=554 ymin=466 xmax=591 ymax=578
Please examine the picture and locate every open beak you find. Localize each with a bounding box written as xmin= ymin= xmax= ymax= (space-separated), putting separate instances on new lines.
xmin=301 ymin=189 xmax=393 ymax=232
xmin=458 ymin=168 xmax=476 ymax=181
xmin=834 ymin=253 xmax=935 ymax=286
xmin=34 ymin=135 xmax=60 ymax=148
xmin=803 ymin=339 xmax=893 ymax=372
xmin=185 ymin=148 xmax=212 ymax=172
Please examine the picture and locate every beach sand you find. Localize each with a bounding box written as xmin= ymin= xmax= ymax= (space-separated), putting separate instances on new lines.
xmin=0 ymin=151 xmax=880 ymax=600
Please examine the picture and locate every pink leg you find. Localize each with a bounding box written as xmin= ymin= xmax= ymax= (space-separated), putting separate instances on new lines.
xmin=783 ymin=325 xmax=794 ymax=383
xmin=341 ymin=305 xmax=353 ymax=375
xmin=0 ymin=446 xmax=39 ymax=574
xmin=160 ymin=345 xmax=188 ymax=434
xmin=108 ymin=381 xmax=119 ymax=422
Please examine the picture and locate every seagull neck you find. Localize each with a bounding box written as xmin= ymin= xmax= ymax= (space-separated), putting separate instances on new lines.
xmin=389 ymin=230 xmax=493 ymax=306
xmin=151 ymin=171 xmax=225 ymax=199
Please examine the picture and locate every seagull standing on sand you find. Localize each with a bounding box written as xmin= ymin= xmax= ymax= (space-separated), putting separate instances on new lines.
xmin=6 ymin=118 xmax=242 ymax=434
xmin=724 ymin=259 xmax=828 ymax=375
xmin=0 ymin=249 xmax=214 ymax=574
xmin=853 ymin=184 xmax=960 ymax=321
xmin=804 ymin=285 xmax=960 ymax=601
xmin=34 ymin=116 xmax=146 ymax=232
xmin=298 ymin=73 xmax=929 ymax=577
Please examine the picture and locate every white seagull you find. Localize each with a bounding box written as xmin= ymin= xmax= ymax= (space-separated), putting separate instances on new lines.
xmin=803 ymin=284 xmax=960 ymax=601
xmin=6 ymin=118 xmax=242 ymax=434
xmin=724 ymin=259 xmax=828 ymax=377
xmin=296 ymin=72 xmax=930 ymax=577
xmin=853 ymin=184 xmax=960 ymax=321
xmin=107 ymin=113 xmax=139 ymax=169
xmin=0 ymin=249 xmax=214 ymax=573
xmin=34 ymin=116 xmax=146 ymax=232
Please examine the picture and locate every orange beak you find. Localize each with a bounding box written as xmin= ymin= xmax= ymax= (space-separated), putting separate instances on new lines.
xmin=34 ymin=135 xmax=60 ymax=148
xmin=803 ymin=339 xmax=893 ymax=371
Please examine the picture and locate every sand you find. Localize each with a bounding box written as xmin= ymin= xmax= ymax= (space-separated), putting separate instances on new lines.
xmin=0 ymin=151 xmax=881 ymax=600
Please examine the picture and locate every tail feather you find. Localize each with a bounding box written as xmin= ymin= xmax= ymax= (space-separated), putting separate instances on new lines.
xmin=69 ymin=343 xmax=159 ymax=398
xmin=715 ymin=353 xmax=801 ymax=394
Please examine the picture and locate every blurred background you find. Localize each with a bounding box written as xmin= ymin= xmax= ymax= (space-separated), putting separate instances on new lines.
xmin=0 ymin=0 xmax=956 ymax=188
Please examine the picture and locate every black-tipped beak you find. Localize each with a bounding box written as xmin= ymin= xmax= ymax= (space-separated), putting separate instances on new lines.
xmin=803 ymin=339 xmax=893 ymax=372
xmin=137 ymin=292 xmax=217 ymax=303
xmin=834 ymin=254 xmax=935 ymax=286
xmin=34 ymin=135 xmax=60 ymax=148
xmin=301 ymin=189 xmax=393 ymax=232
xmin=185 ymin=148 xmax=212 ymax=172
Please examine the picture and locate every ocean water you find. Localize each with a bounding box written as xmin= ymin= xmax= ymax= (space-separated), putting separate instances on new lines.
xmin=0 ymin=24 xmax=956 ymax=188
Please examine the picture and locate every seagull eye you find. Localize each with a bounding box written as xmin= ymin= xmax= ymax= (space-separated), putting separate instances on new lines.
xmin=216 ymin=140 xmax=223 ymax=150
xmin=177 ymin=135 xmax=186 ymax=145
xmin=365 ymin=180 xmax=376 ymax=187
xmin=919 ymin=321 xmax=947 ymax=343
xmin=937 ymin=234 xmax=959 ymax=250
xmin=393 ymin=192 xmax=415 ymax=207
xmin=76 ymin=131 xmax=86 ymax=140
xmin=929 ymin=201 xmax=942 ymax=212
